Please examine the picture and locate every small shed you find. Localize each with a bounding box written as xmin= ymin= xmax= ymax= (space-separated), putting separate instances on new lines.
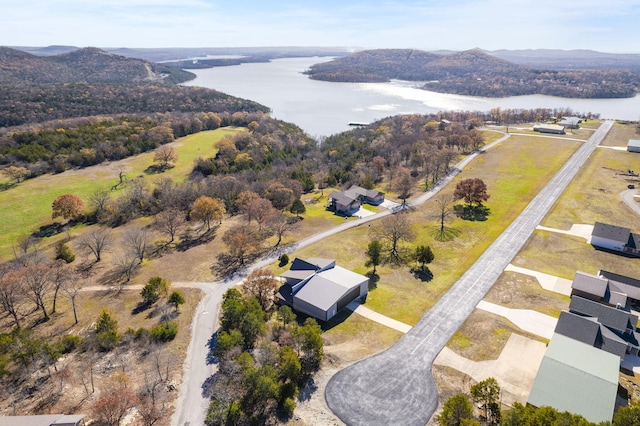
xmin=628 ymin=139 xmax=640 ymax=153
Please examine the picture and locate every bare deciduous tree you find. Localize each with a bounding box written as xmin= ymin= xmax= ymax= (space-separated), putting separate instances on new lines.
xmin=372 ymin=213 xmax=416 ymax=264
xmin=123 ymin=226 xmax=152 ymax=263
xmin=153 ymin=145 xmax=178 ymax=171
xmin=0 ymin=265 xmax=27 ymax=328
xmin=77 ymin=227 xmax=112 ymax=262
xmin=22 ymin=263 xmax=53 ymax=321
xmin=62 ymin=275 xmax=83 ymax=325
xmin=153 ymin=208 xmax=185 ymax=244
xmin=242 ymin=267 xmax=280 ymax=311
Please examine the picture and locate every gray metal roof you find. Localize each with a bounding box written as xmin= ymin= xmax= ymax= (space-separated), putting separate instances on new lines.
xmin=306 ymin=258 xmax=336 ymax=271
xmin=569 ymin=296 xmax=637 ymax=333
xmin=527 ymin=333 xmax=619 ymax=424
xmin=291 ymin=265 xmax=368 ymax=312
xmin=592 ymin=221 xmax=631 ymax=243
xmin=572 ymin=271 xmax=608 ymax=298
xmin=294 ymin=275 xmax=353 ymax=311
xmin=628 ymin=139 xmax=640 ymax=148
xmin=0 ymin=414 xmax=84 ymax=426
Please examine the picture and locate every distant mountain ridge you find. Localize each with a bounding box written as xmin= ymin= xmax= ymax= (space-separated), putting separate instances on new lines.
xmin=306 ymin=48 xmax=640 ymax=98
xmin=0 ymin=46 xmax=194 ymax=85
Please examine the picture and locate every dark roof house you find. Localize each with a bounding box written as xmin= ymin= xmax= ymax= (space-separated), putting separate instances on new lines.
xmin=554 ymin=295 xmax=640 ymax=358
xmin=328 ymin=185 xmax=384 ymax=216
xmin=571 ymin=270 xmax=640 ymax=310
xmin=591 ymin=222 xmax=639 ymax=256
xmin=278 ymin=257 xmax=369 ymax=321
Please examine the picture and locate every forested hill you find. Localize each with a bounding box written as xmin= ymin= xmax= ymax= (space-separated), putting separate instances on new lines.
xmin=0 ymin=46 xmax=270 ymax=127
xmin=0 ymin=46 xmax=194 ymax=85
xmin=306 ymin=49 xmax=640 ymax=98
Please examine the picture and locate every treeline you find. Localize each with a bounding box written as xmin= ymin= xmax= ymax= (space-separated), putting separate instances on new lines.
xmin=320 ymin=113 xmax=485 ymax=190
xmin=0 ymin=111 xmax=270 ymax=175
xmin=306 ymin=49 xmax=640 ymax=99
xmin=207 ymin=285 xmax=323 ymax=424
xmin=423 ymin=68 xmax=639 ymax=98
xmin=0 ymin=83 xmax=269 ymax=127
xmin=0 ymin=46 xmax=194 ymax=85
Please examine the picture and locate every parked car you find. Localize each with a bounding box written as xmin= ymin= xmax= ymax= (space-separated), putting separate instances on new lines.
xmin=628 ymin=184 xmax=636 ymax=189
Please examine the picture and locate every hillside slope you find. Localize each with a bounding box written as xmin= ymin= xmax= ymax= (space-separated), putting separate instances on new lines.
xmin=0 ymin=46 xmax=194 ymax=85
xmin=306 ymin=49 xmax=640 ymax=98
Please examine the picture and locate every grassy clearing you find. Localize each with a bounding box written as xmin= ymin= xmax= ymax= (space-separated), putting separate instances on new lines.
xmin=541 ymin=147 xmax=640 ymax=230
xmin=0 ymin=128 xmax=242 ymax=259
xmin=449 ymin=310 xmax=547 ymax=361
xmin=286 ymin=135 xmax=579 ymax=326
xmin=513 ymin=230 xmax=639 ymax=280
xmin=484 ymin=271 xmax=569 ymax=317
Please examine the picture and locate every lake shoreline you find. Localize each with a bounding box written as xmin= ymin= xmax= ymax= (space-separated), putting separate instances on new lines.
xmin=184 ymin=57 xmax=640 ymax=136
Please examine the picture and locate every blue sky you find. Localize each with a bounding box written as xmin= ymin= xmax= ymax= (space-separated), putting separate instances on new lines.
xmin=3 ymin=0 xmax=640 ymax=52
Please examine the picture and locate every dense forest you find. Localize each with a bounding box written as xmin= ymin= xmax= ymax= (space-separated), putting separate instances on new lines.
xmin=0 ymin=83 xmax=269 ymax=127
xmin=0 ymin=46 xmax=194 ymax=85
xmin=306 ymin=49 xmax=640 ymax=98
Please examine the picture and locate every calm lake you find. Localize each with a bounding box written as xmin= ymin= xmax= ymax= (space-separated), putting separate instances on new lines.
xmin=183 ymin=57 xmax=640 ymax=137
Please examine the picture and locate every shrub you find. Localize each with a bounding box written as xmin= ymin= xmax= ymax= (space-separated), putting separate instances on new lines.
xmin=150 ymin=321 xmax=178 ymax=342
xmin=55 ymin=241 xmax=75 ymax=263
xmin=60 ymin=335 xmax=81 ymax=353
xmin=281 ymin=397 xmax=296 ymax=417
xmin=279 ymin=253 xmax=289 ymax=267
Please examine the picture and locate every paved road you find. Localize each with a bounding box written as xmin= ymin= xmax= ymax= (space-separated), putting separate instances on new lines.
xmin=325 ymin=121 xmax=614 ymax=426
xmin=621 ymin=188 xmax=640 ymax=217
xmin=170 ymin=132 xmax=513 ymax=426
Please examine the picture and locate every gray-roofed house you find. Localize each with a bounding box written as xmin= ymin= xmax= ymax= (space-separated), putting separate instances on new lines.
xmin=278 ymin=257 xmax=368 ymax=321
xmin=527 ymin=333 xmax=619 ymax=424
xmin=328 ymin=185 xmax=384 ymax=216
xmin=591 ymin=221 xmax=640 ymax=256
xmin=628 ymin=139 xmax=640 ymax=153
xmin=559 ymin=116 xmax=582 ymax=129
xmin=554 ymin=295 xmax=640 ymax=358
xmin=554 ymin=311 xmax=628 ymax=358
xmin=0 ymin=414 xmax=85 ymax=426
xmin=571 ymin=270 xmax=640 ymax=310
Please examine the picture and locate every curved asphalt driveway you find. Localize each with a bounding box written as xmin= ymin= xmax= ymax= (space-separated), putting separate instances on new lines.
xmin=325 ymin=121 xmax=614 ymax=426
xmin=172 ymin=133 xmax=512 ymax=426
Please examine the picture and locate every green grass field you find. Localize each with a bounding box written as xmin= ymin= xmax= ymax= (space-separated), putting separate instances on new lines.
xmin=0 ymin=128 xmax=243 ymax=259
xmin=287 ymin=135 xmax=580 ymax=326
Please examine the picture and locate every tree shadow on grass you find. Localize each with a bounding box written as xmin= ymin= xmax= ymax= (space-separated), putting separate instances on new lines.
xmin=366 ymin=272 xmax=380 ymax=290
xmin=0 ymin=182 xmax=17 ymax=192
xmin=429 ymin=226 xmax=462 ymax=242
xmin=176 ymin=227 xmax=217 ymax=252
xmin=454 ymin=204 xmax=490 ymax=221
xmin=411 ymin=266 xmax=434 ymax=282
